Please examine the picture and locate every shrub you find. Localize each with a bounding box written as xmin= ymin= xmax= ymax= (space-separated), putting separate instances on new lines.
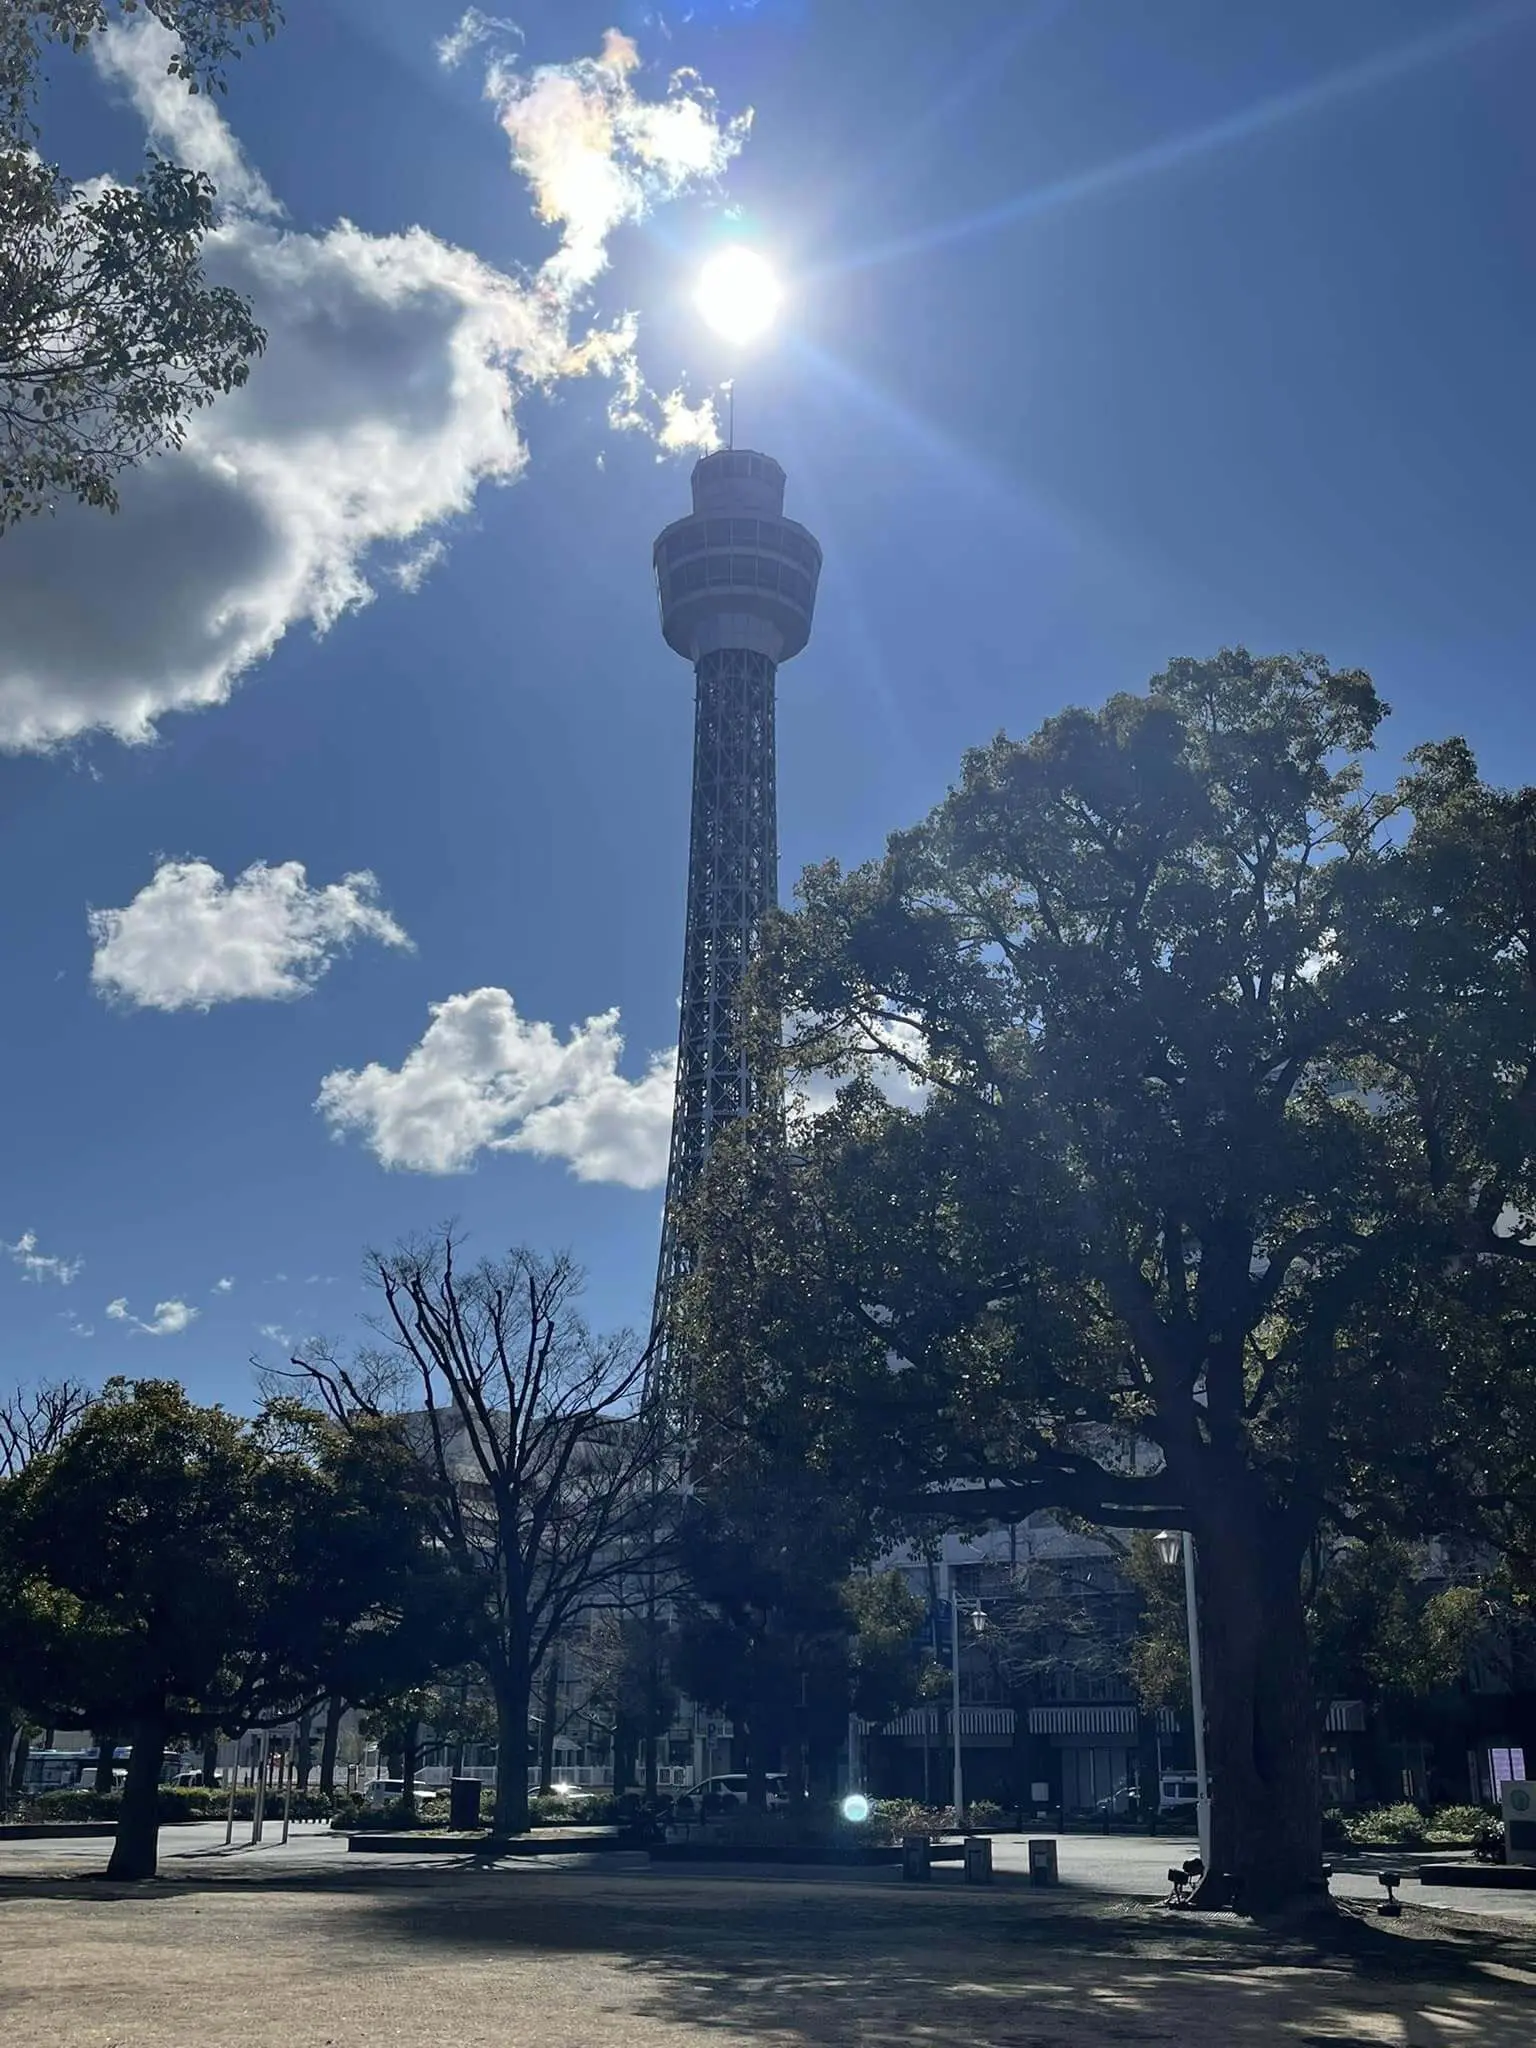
xmin=1472 ymin=1813 xmax=1506 ymax=1863
xmin=966 ymin=1800 xmax=1005 ymax=1829
xmin=1343 ymin=1803 xmax=1428 ymax=1847
xmin=338 ymin=1798 xmax=451 ymax=1833
xmin=868 ymin=1800 xmax=956 ymax=1843
xmin=26 ymin=1784 xmax=339 ymax=1824
xmin=1425 ymin=1803 xmax=1489 ymax=1845
xmin=529 ymin=1791 xmax=616 ymax=1826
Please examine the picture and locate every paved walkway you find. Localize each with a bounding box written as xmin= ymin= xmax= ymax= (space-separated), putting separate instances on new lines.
xmin=4 ymin=1823 xmax=1534 ymax=1927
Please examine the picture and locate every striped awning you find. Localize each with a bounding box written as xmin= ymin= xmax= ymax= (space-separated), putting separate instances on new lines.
xmin=1029 ymin=1705 xmax=1140 ymax=1735
xmin=873 ymin=1707 xmax=1017 ymax=1737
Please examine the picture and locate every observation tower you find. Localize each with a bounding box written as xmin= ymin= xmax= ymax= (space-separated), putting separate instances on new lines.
xmin=650 ymin=447 xmax=822 ymax=1379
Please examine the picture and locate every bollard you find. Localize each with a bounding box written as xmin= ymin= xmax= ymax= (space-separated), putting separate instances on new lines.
xmin=1027 ymin=1838 xmax=1059 ymax=1887
xmin=449 ymin=1777 xmax=483 ymax=1831
xmin=902 ymin=1833 xmax=932 ymax=1883
xmin=963 ymin=1835 xmax=993 ymax=1885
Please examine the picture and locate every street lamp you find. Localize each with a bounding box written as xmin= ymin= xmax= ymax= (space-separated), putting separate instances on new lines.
xmin=1155 ymin=1530 xmax=1211 ymax=1865
xmin=944 ymin=1561 xmax=965 ymax=1826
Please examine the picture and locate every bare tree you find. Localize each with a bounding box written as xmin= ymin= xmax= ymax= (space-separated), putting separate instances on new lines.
xmin=0 ymin=1376 xmax=93 ymax=1479
xmin=291 ymin=1238 xmax=674 ymax=1837
xmin=1 ymin=1376 xmax=94 ymax=1805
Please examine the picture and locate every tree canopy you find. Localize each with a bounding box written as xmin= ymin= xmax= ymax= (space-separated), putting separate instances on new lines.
xmin=1 ymin=3 xmax=279 ymax=525
xmin=678 ymin=649 xmax=1536 ymax=1905
xmin=1 ymin=1377 xmax=440 ymax=1876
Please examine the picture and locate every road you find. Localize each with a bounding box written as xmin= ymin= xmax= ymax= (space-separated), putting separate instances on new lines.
xmin=2 ymin=1820 xmax=1534 ymax=1925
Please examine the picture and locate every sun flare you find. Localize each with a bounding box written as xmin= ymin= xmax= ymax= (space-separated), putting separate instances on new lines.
xmin=695 ymin=247 xmax=781 ymax=346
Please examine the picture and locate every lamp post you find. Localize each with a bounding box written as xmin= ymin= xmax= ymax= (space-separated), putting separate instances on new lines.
xmin=1156 ymin=1530 xmax=1211 ymax=1865
xmin=945 ymin=1561 xmax=963 ymax=1827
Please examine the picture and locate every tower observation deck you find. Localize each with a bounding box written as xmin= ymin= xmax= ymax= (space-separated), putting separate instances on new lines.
xmin=650 ymin=447 xmax=822 ymax=1387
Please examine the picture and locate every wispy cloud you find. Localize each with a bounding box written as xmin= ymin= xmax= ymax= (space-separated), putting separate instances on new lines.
xmin=106 ymin=1296 xmax=198 ymax=1337
xmin=436 ymin=8 xmax=520 ymax=71
xmin=317 ymin=987 xmax=674 ymax=1187
xmin=213 ymin=1276 xmax=235 ymax=1293
xmin=5 ymin=1231 xmax=83 ymax=1285
xmin=90 ymin=859 xmax=412 ymax=1011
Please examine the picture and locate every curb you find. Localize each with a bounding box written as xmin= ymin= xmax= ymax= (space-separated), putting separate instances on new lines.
xmin=1417 ymin=1861 xmax=1536 ymax=1890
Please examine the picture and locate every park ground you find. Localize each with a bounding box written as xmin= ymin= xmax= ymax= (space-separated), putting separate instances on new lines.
xmin=3 ymin=1830 xmax=1536 ymax=2045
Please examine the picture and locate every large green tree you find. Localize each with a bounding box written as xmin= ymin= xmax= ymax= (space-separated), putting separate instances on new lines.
xmin=1 ymin=1378 xmax=442 ymax=1877
xmin=671 ymin=1468 xmax=925 ymax=1809
xmin=680 ymin=651 xmax=1536 ymax=1908
xmin=1 ymin=3 xmax=279 ymax=525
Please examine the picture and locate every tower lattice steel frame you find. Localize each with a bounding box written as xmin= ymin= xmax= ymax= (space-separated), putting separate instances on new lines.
xmin=650 ymin=449 xmax=822 ymax=1391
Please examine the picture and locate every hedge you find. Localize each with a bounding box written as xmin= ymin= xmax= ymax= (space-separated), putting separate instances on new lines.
xmin=27 ymin=1785 xmax=342 ymax=1824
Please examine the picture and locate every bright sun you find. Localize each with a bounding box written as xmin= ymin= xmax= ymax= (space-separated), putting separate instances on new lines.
xmin=695 ymin=247 xmax=781 ymax=347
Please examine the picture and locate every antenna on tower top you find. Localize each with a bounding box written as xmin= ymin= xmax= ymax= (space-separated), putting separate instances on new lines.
xmin=722 ymin=380 xmax=735 ymax=450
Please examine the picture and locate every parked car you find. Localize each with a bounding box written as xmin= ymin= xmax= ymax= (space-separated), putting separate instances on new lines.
xmin=1159 ymin=1773 xmax=1201 ymax=1814
xmin=665 ymin=1773 xmax=789 ymax=1820
xmin=363 ymin=1778 xmax=446 ymax=1810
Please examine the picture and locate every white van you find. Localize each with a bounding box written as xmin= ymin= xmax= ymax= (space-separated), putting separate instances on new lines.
xmin=1159 ymin=1773 xmax=1201 ymax=1813
xmin=666 ymin=1772 xmax=789 ymax=1819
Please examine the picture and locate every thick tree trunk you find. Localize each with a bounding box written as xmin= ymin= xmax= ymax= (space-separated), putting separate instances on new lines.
xmin=318 ymin=1697 xmax=342 ymax=1795
xmin=6 ymin=1722 xmax=29 ymax=1805
xmin=491 ymin=1664 xmax=531 ymax=1837
xmin=1194 ymin=1500 xmax=1323 ymax=1912
xmin=613 ymin=1712 xmax=637 ymax=1795
xmin=1135 ymin=1709 xmax=1161 ymax=1832
xmin=93 ymin=1734 xmax=118 ymax=1795
xmin=643 ymin=1727 xmax=659 ymax=1805
xmin=744 ymin=1722 xmax=767 ymax=1812
xmin=106 ymin=1715 xmax=165 ymax=1880
xmin=296 ymin=1709 xmax=314 ymax=1789
xmin=200 ymin=1737 xmax=219 ymax=1790
xmin=538 ymin=1653 xmax=559 ymax=1794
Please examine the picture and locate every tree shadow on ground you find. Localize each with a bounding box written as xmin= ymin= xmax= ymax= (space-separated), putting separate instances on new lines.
xmin=342 ymin=1869 xmax=1536 ymax=2046
xmin=4 ymin=1861 xmax=1536 ymax=2044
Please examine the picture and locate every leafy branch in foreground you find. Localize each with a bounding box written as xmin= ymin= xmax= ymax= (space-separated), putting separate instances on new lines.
xmin=0 ymin=3 xmax=279 ymax=525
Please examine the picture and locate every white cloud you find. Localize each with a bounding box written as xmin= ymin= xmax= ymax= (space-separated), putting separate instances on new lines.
xmin=486 ymin=29 xmax=752 ymax=295
xmin=387 ymin=538 xmax=446 ymax=594
xmin=5 ymin=1231 xmax=83 ymax=1284
xmin=317 ymin=987 xmax=675 ymax=1187
xmin=258 ymin=1322 xmax=294 ymax=1348
xmin=436 ymin=8 xmax=520 ymax=71
xmin=89 ymin=858 xmax=411 ymax=1011
xmin=0 ymin=21 xmax=747 ymax=753
xmin=106 ymin=1296 xmax=199 ymax=1336
xmin=797 ymin=1016 xmax=932 ymax=1116
xmin=656 ymin=389 xmax=722 ymax=456
xmin=214 ymin=1276 xmax=235 ymax=1293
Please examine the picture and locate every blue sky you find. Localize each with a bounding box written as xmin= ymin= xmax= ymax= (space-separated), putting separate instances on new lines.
xmin=3 ymin=0 xmax=1533 ymax=1403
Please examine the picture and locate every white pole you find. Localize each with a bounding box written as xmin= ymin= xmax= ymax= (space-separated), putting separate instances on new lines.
xmin=947 ymin=1562 xmax=963 ymax=1828
xmin=281 ymin=1731 xmax=294 ymax=1844
xmin=251 ymin=1730 xmax=268 ymax=1845
xmin=224 ymin=1749 xmax=237 ymax=1846
xmin=1182 ymin=1535 xmax=1211 ymax=1866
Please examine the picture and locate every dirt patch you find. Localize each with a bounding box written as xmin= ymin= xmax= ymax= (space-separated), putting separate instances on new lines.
xmin=1 ymin=1867 xmax=1534 ymax=2045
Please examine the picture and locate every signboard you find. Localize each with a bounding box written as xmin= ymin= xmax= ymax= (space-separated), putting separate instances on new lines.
xmin=1500 ymin=1780 xmax=1536 ymax=1868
